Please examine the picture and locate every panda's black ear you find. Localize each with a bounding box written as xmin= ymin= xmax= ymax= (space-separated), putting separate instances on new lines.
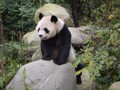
xmin=39 ymin=13 xmax=43 ymax=20
xmin=51 ymin=15 xmax=58 ymax=23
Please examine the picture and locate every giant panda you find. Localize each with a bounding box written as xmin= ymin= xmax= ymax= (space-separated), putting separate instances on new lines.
xmin=35 ymin=13 xmax=83 ymax=84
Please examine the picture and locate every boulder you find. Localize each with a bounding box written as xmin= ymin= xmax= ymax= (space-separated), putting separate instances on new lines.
xmin=109 ymin=81 xmax=120 ymax=90
xmin=32 ymin=48 xmax=42 ymax=61
xmin=22 ymin=31 xmax=40 ymax=61
xmin=69 ymin=27 xmax=91 ymax=45
xmin=34 ymin=3 xmax=73 ymax=26
xmin=24 ymin=46 xmax=40 ymax=54
xmin=22 ymin=30 xmax=40 ymax=46
xmin=23 ymin=46 xmax=40 ymax=61
xmin=6 ymin=60 xmax=76 ymax=90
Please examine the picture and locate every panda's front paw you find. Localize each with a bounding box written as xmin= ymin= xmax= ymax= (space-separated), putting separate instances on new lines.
xmin=42 ymin=56 xmax=52 ymax=61
xmin=53 ymin=60 xmax=67 ymax=65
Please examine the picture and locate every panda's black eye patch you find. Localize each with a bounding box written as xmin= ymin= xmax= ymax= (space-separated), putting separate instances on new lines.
xmin=38 ymin=28 xmax=40 ymax=32
xmin=44 ymin=28 xmax=49 ymax=33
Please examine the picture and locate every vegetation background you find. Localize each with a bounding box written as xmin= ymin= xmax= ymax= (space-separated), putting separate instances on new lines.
xmin=0 ymin=0 xmax=120 ymax=90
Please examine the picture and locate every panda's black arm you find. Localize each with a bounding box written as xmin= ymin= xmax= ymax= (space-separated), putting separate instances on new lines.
xmin=54 ymin=25 xmax=71 ymax=65
xmin=41 ymin=41 xmax=52 ymax=60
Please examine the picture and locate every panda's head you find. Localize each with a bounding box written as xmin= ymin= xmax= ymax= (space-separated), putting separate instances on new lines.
xmin=35 ymin=13 xmax=65 ymax=40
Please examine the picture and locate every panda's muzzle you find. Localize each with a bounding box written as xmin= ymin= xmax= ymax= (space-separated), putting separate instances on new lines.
xmin=39 ymin=35 xmax=43 ymax=37
xmin=39 ymin=35 xmax=47 ymax=40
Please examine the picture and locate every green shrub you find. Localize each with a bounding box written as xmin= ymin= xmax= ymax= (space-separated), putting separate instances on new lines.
xmin=0 ymin=41 xmax=30 ymax=89
xmin=1 ymin=0 xmax=38 ymax=40
xmin=74 ymin=23 xmax=120 ymax=89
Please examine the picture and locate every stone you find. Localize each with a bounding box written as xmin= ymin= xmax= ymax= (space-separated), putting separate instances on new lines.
xmin=6 ymin=60 xmax=76 ymax=90
xmin=69 ymin=27 xmax=91 ymax=45
xmin=32 ymin=48 xmax=41 ymax=61
xmin=109 ymin=81 xmax=120 ymax=90
xmin=22 ymin=30 xmax=40 ymax=46
xmin=24 ymin=46 xmax=40 ymax=54
xmin=34 ymin=3 xmax=73 ymax=26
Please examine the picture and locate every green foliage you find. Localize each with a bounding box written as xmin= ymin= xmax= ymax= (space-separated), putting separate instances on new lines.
xmin=76 ymin=0 xmax=120 ymax=26
xmin=0 ymin=41 xmax=30 ymax=89
xmin=22 ymin=68 xmax=26 ymax=81
xmin=0 ymin=77 xmax=3 ymax=88
xmin=1 ymin=0 xmax=39 ymax=40
xmin=0 ymin=0 xmax=4 ymax=18
xmin=75 ymin=23 xmax=120 ymax=89
xmin=74 ymin=46 xmax=112 ymax=80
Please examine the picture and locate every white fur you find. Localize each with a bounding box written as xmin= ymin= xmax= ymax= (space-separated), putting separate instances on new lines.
xmin=56 ymin=18 xmax=65 ymax=33
xmin=35 ymin=16 xmax=64 ymax=40
xmin=68 ymin=46 xmax=76 ymax=63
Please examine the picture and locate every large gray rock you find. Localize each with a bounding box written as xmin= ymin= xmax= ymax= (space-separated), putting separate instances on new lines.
xmin=6 ymin=60 xmax=95 ymax=90
xmin=6 ymin=60 xmax=76 ymax=90
xmin=34 ymin=3 xmax=73 ymax=26
xmin=109 ymin=81 xmax=120 ymax=90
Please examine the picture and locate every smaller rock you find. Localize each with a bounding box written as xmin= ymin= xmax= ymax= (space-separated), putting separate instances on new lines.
xmin=22 ymin=30 xmax=40 ymax=46
xmin=109 ymin=81 xmax=120 ymax=90
xmin=32 ymin=48 xmax=42 ymax=61
xmin=24 ymin=46 xmax=40 ymax=54
xmin=69 ymin=27 xmax=90 ymax=45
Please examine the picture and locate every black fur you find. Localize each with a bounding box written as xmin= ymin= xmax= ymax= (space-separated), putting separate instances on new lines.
xmin=41 ymin=24 xmax=71 ymax=65
xmin=51 ymin=15 xmax=58 ymax=23
xmin=39 ymin=13 xmax=43 ymax=20
xmin=38 ymin=28 xmax=40 ymax=32
xmin=75 ymin=63 xmax=83 ymax=84
xmin=44 ymin=28 xmax=49 ymax=33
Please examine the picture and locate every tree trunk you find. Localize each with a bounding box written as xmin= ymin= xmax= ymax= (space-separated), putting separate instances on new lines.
xmin=70 ymin=0 xmax=79 ymax=27
xmin=0 ymin=19 xmax=3 ymax=44
xmin=0 ymin=20 xmax=4 ymax=79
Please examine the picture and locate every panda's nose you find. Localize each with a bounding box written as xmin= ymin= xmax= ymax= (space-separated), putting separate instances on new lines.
xmin=39 ymin=35 xmax=43 ymax=37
